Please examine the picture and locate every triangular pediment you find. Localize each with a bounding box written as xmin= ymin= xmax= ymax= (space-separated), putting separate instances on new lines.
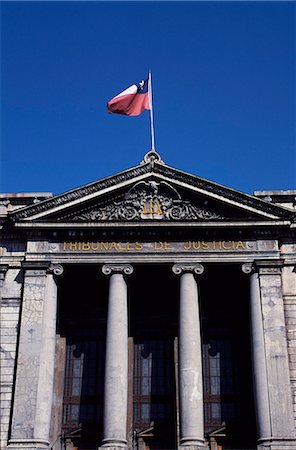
xmin=8 ymin=158 xmax=295 ymax=226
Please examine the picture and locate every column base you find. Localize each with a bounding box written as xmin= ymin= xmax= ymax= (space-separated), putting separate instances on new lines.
xmin=99 ymin=447 xmax=127 ymax=450
xmin=178 ymin=446 xmax=206 ymax=450
xmin=179 ymin=439 xmax=206 ymax=450
xmin=8 ymin=439 xmax=50 ymax=450
xmin=257 ymin=437 xmax=296 ymax=450
xmin=99 ymin=439 xmax=127 ymax=450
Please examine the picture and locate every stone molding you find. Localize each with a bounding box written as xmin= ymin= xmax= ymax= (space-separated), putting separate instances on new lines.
xmin=102 ymin=264 xmax=133 ymax=276
xmin=8 ymin=438 xmax=50 ymax=448
xmin=172 ymin=263 xmax=204 ymax=275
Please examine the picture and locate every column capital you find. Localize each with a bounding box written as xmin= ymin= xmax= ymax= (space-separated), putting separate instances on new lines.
xmin=242 ymin=260 xmax=283 ymax=276
xmin=102 ymin=263 xmax=133 ymax=276
xmin=241 ymin=262 xmax=255 ymax=275
xmin=48 ymin=263 xmax=64 ymax=276
xmin=21 ymin=262 xmax=64 ymax=277
xmin=172 ymin=263 xmax=204 ymax=276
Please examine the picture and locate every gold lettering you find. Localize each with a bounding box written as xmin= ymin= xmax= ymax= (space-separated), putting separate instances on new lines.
xmin=236 ymin=241 xmax=245 ymax=249
xmin=212 ymin=241 xmax=216 ymax=250
xmin=136 ymin=242 xmax=143 ymax=251
xmin=91 ymin=242 xmax=99 ymax=251
xmin=154 ymin=242 xmax=163 ymax=250
xmin=149 ymin=199 xmax=154 ymax=213
xmin=201 ymin=241 xmax=209 ymax=250
xmin=127 ymin=242 xmax=134 ymax=251
xmin=69 ymin=242 xmax=77 ymax=251
xmin=221 ymin=241 xmax=232 ymax=250
xmin=193 ymin=241 xmax=201 ymax=250
xmin=78 ymin=242 xmax=82 ymax=251
xmin=164 ymin=242 xmax=172 ymax=250
xmin=82 ymin=242 xmax=90 ymax=251
xmin=142 ymin=201 xmax=148 ymax=214
xmin=108 ymin=242 xmax=117 ymax=250
xmin=184 ymin=241 xmax=192 ymax=250
xmin=143 ymin=199 xmax=163 ymax=215
xmin=100 ymin=242 xmax=109 ymax=251
xmin=154 ymin=200 xmax=163 ymax=215
xmin=117 ymin=243 xmax=127 ymax=251
xmin=63 ymin=242 xmax=67 ymax=250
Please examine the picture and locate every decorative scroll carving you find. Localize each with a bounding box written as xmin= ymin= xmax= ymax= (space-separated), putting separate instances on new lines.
xmin=48 ymin=263 xmax=64 ymax=276
xmin=69 ymin=181 xmax=223 ymax=222
xmin=102 ymin=264 xmax=134 ymax=276
xmin=172 ymin=263 xmax=205 ymax=275
xmin=241 ymin=263 xmax=254 ymax=274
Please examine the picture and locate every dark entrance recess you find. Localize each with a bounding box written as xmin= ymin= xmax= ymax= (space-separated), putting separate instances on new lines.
xmin=129 ymin=265 xmax=179 ymax=450
xmin=200 ymin=265 xmax=257 ymax=450
xmin=57 ymin=263 xmax=256 ymax=450
xmin=58 ymin=265 xmax=108 ymax=449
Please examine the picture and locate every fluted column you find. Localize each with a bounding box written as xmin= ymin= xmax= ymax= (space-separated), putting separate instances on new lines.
xmin=8 ymin=263 xmax=63 ymax=450
xmin=101 ymin=264 xmax=133 ymax=449
xmin=242 ymin=262 xmax=296 ymax=450
xmin=173 ymin=263 xmax=205 ymax=450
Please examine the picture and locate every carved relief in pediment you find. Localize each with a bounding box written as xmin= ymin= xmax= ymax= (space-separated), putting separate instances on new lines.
xmin=64 ymin=181 xmax=223 ymax=222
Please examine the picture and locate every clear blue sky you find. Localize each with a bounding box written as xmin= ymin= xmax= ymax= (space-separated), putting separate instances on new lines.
xmin=1 ymin=1 xmax=295 ymax=195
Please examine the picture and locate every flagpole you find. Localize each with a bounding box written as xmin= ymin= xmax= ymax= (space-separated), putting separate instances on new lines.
xmin=148 ymin=71 xmax=156 ymax=152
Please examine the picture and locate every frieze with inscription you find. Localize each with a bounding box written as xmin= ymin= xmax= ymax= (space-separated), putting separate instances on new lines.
xmin=52 ymin=240 xmax=258 ymax=253
xmin=65 ymin=181 xmax=223 ymax=222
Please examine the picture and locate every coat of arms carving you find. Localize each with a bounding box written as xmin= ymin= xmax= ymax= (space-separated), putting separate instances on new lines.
xmin=68 ymin=181 xmax=222 ymax=222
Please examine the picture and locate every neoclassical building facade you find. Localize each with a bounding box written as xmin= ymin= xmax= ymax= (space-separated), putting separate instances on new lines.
xmin=1 ymin=151 xmax=296 ymax=450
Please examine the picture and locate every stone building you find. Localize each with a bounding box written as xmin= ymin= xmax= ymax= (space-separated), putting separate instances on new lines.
xmin=1 ymin=151 xmax=296 ymax=450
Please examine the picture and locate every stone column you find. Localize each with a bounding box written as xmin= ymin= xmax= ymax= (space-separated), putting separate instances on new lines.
xmin=8 ymin=263 xmax=63 ymax=450
xmin=172 ymin=263 xmax=205 ymax=450
xmin=243 ymin=262 xmax=296 ymax=450
xmin=1 ymin=265 xmax=22 ymax=450
xmin=100 ymin=264 xmax=133 ymax=449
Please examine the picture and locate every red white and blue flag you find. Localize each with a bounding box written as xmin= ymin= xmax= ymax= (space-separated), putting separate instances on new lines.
xmin=107 ymin=78 xmax=150 ymax=116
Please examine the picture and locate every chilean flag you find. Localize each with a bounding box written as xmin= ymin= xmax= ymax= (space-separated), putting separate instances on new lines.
xmin=107 ymin=78 xmax=150 ymax=116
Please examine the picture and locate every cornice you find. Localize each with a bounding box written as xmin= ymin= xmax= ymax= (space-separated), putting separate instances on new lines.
xmin=153 ymin=164 xmax=295 ymax=219
xmin=7 ymin=160 xmax=296 ymax=222
xmin=9 ymin=163 xmax=152 ymax=220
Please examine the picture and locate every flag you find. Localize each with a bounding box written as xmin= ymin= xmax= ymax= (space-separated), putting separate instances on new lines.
xmin=107 ymin=78 xmax=150 ymax=116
